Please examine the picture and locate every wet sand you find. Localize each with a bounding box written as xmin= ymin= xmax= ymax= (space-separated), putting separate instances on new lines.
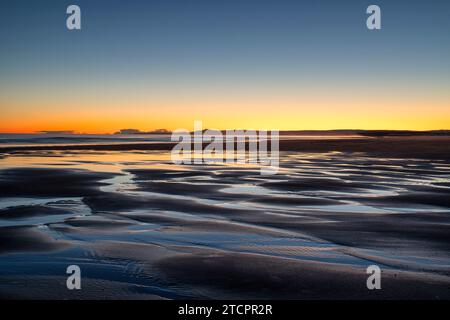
xmin=0 ymin=139 xmax=450 ymax=299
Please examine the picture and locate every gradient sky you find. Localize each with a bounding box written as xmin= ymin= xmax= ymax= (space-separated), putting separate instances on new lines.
xmin=1 ymin=0 xmax=449 ymax=133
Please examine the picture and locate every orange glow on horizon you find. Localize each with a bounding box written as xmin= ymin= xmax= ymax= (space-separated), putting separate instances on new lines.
xmin=2 ymin=89 xmax=450 ymax=134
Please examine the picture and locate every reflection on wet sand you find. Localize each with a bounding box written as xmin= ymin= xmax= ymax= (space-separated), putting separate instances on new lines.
xmin=0 ymin=150 xmax=450 ymax=299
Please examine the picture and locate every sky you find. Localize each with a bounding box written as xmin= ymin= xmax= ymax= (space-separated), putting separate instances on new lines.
xmin=1 ymin=0 xmax=449 ymax=133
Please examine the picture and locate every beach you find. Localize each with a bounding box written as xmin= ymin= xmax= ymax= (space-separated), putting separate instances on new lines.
xmin=0 ymin=135 xmax=450 ymax=299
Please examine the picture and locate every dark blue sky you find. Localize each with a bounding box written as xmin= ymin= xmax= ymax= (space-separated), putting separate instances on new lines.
xmin=2 ymin=0 xmax=449 ymax=79
xmin=1 ymin=0 xmax=449 ymax=132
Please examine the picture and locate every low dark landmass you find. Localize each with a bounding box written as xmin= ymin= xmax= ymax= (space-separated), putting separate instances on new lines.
xmin=356 ymin=130 xmax=450 ymax=137
xmin=19 ymin=129 xmax=447 ymax=137
xmin=114 ymin=129 xmax=170 ymax=135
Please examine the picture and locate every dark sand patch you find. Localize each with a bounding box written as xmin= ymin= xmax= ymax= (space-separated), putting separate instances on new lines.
xmin=0 ymin=275 xmax=166 ymax=300
xmin=435 ymin=181 xmax=450 ymax=187
xmin=249 ymin=196 xmax=341 ymax=207
xmin=130 ymin=181 xmax=233 ymax=200
xmin=47 ymin=216 xmax=137 ymax=235
xmin=63 ymin=216 xmax=134 ymax=229
xmin=213 ymin=169 xmax=265 ymax=179
xmin=83 ymin=193 xmax=255 ymax=216
xmin=155 ymin=250 xmax=450 ymax=299
xmin=89 ymin=240 xmax=178 ymax=264
xmin=397 ymin=184 xmax=450 ymax=194
xmin=261 ymin=178 xmax=381 ymax=193
xmin=349 ymin=192 xmax=450 ymax=209
xmin=119 ymin=213 xmax=184 ymax=225
xmin=127 ymin=168 xmax=212 ymax=180
xmin=0 ymin=226 xmax=70 ymax=254
xmin=121 ymin=212 xmax=295 ymax=237
xmin=239 ymin=210 xmax=450 ymax=255
xmin=335 ymin=163 xmax=450 ymax=176
xmin=0 ymin=205 xmax=70 ymax=220
xmin=0 ymin=168 xmax=118 ymax=198
xmin=340 ymin=248 xmax=450 ymax=275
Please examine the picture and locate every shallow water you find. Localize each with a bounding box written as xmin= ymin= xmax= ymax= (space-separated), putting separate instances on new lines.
xmin=0 ymin=150 xmax=449 ymax=299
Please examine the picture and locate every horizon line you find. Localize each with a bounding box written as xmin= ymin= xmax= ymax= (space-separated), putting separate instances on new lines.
xmin=2 ymin=129 xmax=450 ymax=135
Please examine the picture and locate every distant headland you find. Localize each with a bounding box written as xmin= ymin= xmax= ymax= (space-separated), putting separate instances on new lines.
xmin=114 ymin=129 xmax=171 ymax=135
